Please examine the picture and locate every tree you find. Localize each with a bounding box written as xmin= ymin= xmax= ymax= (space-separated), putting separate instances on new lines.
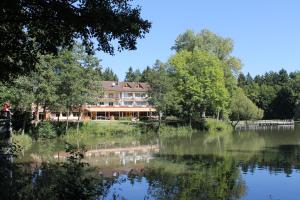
xmin=147 ymin=60 xmax=180 ymax=127
xmin=102 ymin=67 xmax=118 ymax=81
xmin=270 ymin=87 xmax=297 ymax=119
xmin=230 ymin=88 xmax=263 ymax=127
xmin=125 ymin=67 xmax=142 ymax=82
xmin=31 ymin=55 xmax=59 ymax=123
xmin=170 ymin=50 xmax=229 ymax=122
xmin=237 ymin=73 xmax=246 ymax=88
xmin=172 ymin=29 xmax=241 ymax=96
xmin=9 ymin=76 xmax=35 ymax=133
xmin=124 ymin=66 xmax=135 ymax=81
xmin=242 ymin=70 xmax=300 ymax=119
xmin=1 ymin=0 xmax=151 ymax=80
xmin=55 ymin=45 xmax=102 ymax=132
xmin=140 ymin=66 xmax=152 ymax=82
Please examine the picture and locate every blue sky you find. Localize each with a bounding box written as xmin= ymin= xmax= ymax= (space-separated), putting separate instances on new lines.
xmin=96 ymin=0 xmax=300 ymax=81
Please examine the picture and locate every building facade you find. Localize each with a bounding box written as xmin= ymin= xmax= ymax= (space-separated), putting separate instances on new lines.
xmin=82 ymin=81 xmax=156 ymax=120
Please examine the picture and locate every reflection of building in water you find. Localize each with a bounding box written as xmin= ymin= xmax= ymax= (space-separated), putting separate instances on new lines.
xmin=83 ymin=145 xmax=159 ymax=167
xmin=53 ymin=144 xmax=159 ymax=168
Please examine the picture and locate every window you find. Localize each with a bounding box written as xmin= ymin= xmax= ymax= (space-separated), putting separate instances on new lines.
xmin=124 ymin=93 xmax=133 ymax=98
xmin=124 ymin=101 xmax=133 ymax=106
xmin=73 ymin=112 xmax=79 ymax=117
xmin=136 ymin=101 xmax=147 ymax=106
xmin=109 ymin=102 xmax=113 ymax=106
xmin=97 ymin=102 xmax=104 ymax=106
xmin=109 ymin=93 xmax=114 ymax=98
xmin=135 ymin=93 xmax=141 ymax=97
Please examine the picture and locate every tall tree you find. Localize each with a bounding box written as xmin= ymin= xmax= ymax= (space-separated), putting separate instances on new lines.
xmin=55 ymin=45 xmax=102 ymax=131
xmin=125 ymin=66 xmax=135 ymax=82
xmin=140 ymin=66 xmax=152 ymax=82
xmin=170 ymin=50 xmax=229 ymax=121
xmin=172 ymin=29 xmax=241 ymax=95
xmin=1 ymin=0 xmax=151 ymax=80
xmin=147 ymin=60 xmax=180 ymax=127
xmin=102 ymin=67 xmax=118 ymax=81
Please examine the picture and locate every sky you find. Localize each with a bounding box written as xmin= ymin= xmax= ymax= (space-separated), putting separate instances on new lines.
xmin=96 ymin=0 xmax=300 ymax=81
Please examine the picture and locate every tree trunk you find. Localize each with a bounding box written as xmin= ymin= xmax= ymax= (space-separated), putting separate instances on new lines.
xmin=158 ymin=111 xmax=162 ymax=132
xmin=216 ymin=109 xmax=220 ymax=120
xmin=65 ymin=108 xmax=70 ymax=132
xmin=57 ymin=113 xmax=60 ymax=122
xmin=42 ymin=103 xmax=47 ymax=121
xmin=21 ymin=111 xmax=28 ymax=135
xmin=231 ymin=113 xmax=240 ymax=129
xmin=35 ymin=102 xmax=39 ymax=126
xmin=76 ymin=107 xmax=82 ymax=148
xmin=76 ymin=107 xmax=82 ymax=135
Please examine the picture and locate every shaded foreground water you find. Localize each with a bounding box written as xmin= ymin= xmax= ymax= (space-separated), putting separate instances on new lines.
xmin=3 ymin=124 xmax=300 ymax=200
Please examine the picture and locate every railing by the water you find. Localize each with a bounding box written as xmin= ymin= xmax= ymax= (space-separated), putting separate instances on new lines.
xmin=234 ymin=119 xmax=295 ymax=131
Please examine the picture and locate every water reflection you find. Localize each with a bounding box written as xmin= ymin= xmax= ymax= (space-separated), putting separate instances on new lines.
xmin=2 ymin=124 xmax=300 ymax=199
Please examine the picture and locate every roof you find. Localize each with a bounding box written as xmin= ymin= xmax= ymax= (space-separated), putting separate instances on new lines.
xmin=101 ymin=81 xmax=150 ymax=92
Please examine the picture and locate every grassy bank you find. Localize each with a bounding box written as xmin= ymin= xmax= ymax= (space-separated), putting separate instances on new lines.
xmin=63 ymin=121 xmax=143 ymax=147
xmin=15 ymin=118 xmax=233 ymax=149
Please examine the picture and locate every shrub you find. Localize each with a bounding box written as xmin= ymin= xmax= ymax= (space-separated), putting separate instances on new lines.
xmin=12 ymin=133 xmax=32 ymax=152
xmin=36 ymin=121 xmax=56 ymax=139
xmin=203 ymin=118 xmax=232 ymax=133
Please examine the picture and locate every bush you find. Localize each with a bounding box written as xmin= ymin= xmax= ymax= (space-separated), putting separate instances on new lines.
xmin=12 ymin=133 xmax=32 ymax=152
xmin=203 ymin=118 xmax=232 ymax=133
xmin=35 ymin=121 xmax=56 ymax=139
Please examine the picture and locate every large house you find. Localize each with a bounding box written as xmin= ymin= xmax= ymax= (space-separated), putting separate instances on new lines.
xmin=49 ymin=81 xmax=156 ymax=121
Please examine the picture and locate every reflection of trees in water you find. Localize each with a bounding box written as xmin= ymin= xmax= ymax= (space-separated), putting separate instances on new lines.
xmin=159 ymin=130 xmax=300 ymax=176
xmin=0 ymin=143 xmax=114 ymax=200
xmin=240 ymin=144 xmax=300 ymax=176
xmin=143 ymin=155 xmax=246 ymax=200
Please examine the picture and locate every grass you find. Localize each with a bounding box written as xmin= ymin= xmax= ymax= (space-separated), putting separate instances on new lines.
xmin=158 ymin=124 xmax=195 ymax=138
xmin=63 ymin=121 xmax=143 ymax=147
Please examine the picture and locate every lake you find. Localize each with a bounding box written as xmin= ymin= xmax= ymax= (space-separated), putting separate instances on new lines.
xmin=6 ymin=123 xmax=300 ymax=200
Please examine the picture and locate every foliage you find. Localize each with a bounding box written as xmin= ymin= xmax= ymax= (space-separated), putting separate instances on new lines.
xmin=170 ymin=50 xmax=229 ymax=120
xmin=172 ymin=29 xmax=241 ymax=95
xmin=35 ymin=121 xmax=57 ymax=139
xmin=203 ymin=118 xmax=233 ymax=133
xmin=158 ymin=124 xmax=195 ymax=138
xmin=146 ymin=60 xmax=181 ymax=120
xmin=102 ymin=67 xmax=118 ymax=81
xmin=11 ymin=133 xmax=33 ymax=152
xmin=124 ymin=66 xmax=142 ymax=82
xmin=1 ymin=0 xmax=151 ymax=80
xmin=239 ymin=70 xmax=299 ymax=119
xmin=230 ymin=88 xmax=263 ymax=123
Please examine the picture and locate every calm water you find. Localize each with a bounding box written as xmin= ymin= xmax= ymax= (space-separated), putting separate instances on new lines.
xmin=9 ymin=124 xmax=300 ymax=199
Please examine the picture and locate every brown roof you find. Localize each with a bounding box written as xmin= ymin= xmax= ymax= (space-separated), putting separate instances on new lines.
xmin=101 ymin=81 xmax=150 ymax=92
